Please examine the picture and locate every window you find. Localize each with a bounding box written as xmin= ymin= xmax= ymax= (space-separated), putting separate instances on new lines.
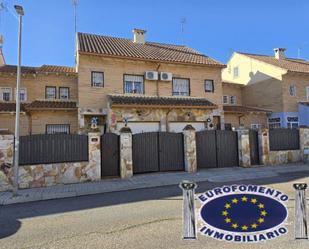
xmin=124 ymin=74 xmax=144 ymax=94
xmin=45 ymin=86 xmax=56 ymax=99
xmin=59 ymin=87 xmax=69 ymax=100
xmin=91 ymin=71 xmax=104 ymax=87
xmin=289 ymin=85 xmax=296 ymax=96
xmin=251 ymin=124 xmax=262 ymax=130
xmin=307 ymin=86 xmax=309 ymax=100
xmin=287 ymin=116 xmax=299 ymax=129
xmin=222 ymin=95 xmax=229 ymax=104
xmin=14 ymin=88 xmax=27 ymax=102
xmin=268 ymin=117 xmax=281 ymax=129
xmin=46 ymin=124 xmax=70 ymax=134
xmin=1 ymin=88 xmax=12 ymax=101
xmin=205 ymin=80 xmax=214 ymax=93
xmin=233 ymin=66 xmax=239 ymax=78
xmin=230 ymin=96 xmax=237 ymax=105
xmin=172 ymin=78 xmax=190 ymax=96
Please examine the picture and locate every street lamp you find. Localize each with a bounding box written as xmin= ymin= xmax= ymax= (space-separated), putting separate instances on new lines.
xmin=13 ymin=5 xmax=24 ymax=196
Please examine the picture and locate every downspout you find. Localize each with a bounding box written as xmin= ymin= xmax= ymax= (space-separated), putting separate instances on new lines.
xmin=238 ymin=114 xmax=245 ymax=128
xmin=165 ymin=108 xmax=172 ymax=132
xmin=156 ymin=63 xmax=161 ymax=96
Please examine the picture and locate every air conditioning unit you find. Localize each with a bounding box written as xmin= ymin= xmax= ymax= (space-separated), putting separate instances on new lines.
xmin=160 ymin=72 xmax=172 ymax=81
xmin=145 ymin=71 xmax=158 ymax=80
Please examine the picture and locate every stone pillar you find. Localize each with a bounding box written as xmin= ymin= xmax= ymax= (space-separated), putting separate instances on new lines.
xmin=258 ymin=128 xmax=270 ymax=165
xmin=119 ymin=127 xmax=133 ymax=179
xmin=300 ymin=128 xmax=309 ymax=164
xmin=183 ymin=125 xmax=197 ymax=173
xmin=237 ymin=129 xmax=251 ymax=167
xmin=88 ymin=132 xmax=101 ymax=181
xmin=0 ymin=134 xmax=14 ymax=191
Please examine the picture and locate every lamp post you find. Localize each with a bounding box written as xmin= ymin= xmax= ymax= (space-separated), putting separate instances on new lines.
xmin=13 ymin=5 xmax=24 ymax=196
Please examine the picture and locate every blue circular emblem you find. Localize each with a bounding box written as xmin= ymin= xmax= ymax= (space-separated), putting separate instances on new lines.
xmin=198 ymin=185 xmax=289 ymax=242
xmin=200 ymin=194 xmax=287 ymax=233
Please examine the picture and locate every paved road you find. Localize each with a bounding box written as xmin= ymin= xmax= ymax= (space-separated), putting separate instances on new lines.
xmin=1 ymin=170 xmax=309 ymax=249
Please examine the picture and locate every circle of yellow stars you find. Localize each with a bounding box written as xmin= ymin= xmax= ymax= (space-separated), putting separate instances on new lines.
xmin=221 ymin=196 xmax=267 ymax=231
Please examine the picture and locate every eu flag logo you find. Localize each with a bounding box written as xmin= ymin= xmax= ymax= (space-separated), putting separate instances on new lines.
xmin=198 ymin=185 xmax=288 ymax=243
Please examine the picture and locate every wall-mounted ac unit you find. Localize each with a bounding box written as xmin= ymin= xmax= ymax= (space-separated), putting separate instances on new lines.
xmin=145 ymin=71 xmax=159 ymax=80
xmin=160 ymin=72 xmax=172 ymax=81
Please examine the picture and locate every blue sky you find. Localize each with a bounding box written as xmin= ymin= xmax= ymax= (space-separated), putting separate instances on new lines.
xmin=2 ymin=0 xmax=309 ymax=67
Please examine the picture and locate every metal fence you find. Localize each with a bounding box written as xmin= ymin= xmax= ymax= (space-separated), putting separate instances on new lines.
xmin=269 ymin=128 xmax=300 ymax=151
xmin=19 ymin=134 xmax=89 ymax=165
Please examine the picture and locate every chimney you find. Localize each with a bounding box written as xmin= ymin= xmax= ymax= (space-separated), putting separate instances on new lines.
xmin=133 ymin=28 xmax=146 ymax=44
xmin=274 ymin=48 xmax=286 ymax=60
xmin=0 ymin=35 xmax=5 ymax=66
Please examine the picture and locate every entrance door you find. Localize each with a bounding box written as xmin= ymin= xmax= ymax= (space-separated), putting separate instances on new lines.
xmin=101 ymin=133 xmax=120 ymax=177
xmin=249 ymin=129 xmax=260 ymax=165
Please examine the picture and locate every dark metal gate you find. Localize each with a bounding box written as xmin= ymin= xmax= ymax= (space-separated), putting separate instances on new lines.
xmin=196 ymin=130 xmax=239 ymax=169
xmin=101 ymin=133 xmax=120 ymax=178
xmin=159 ymin=132 xmax=184 ymax=171
xmin=249 ymin=130 xmax=260 ymax=165
xmin=133 ymin=132 xmax=159 ymax=173
xmin=132 ymin=132 xmax=184 ymax=174
xmin=196 ymin=130 xmax=217 ymax=169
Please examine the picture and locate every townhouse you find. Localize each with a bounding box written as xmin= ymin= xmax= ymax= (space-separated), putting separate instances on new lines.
xmin=76 ymin=29 xmax=226 ymax=133
xmin=222 ymin=48 xmax=309 ymax=128
xmin=0 ymin=60 xmax=78 ymax=135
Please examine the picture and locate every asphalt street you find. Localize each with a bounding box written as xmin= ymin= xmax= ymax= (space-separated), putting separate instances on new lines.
xmin=1 ymin=170 xmax=309 ymax=249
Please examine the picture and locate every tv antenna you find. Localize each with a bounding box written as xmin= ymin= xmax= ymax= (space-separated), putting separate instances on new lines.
xmin=72 ymin=0 xmax=78 ymax=34
xmin=298 ymin=42 xmax=307 ymax=59
xmin=0 ymin=0 xmax=8 ymax=48
xmin=180 ymin=17 xmax=186 ymax=45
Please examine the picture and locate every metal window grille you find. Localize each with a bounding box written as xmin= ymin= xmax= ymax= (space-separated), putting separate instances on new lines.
xmin=46 ymin=124 xmax=70 ymax=134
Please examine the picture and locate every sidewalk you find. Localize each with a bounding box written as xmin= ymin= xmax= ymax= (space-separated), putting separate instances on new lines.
xmin=1 ymin=163 xmax=308 ymax=205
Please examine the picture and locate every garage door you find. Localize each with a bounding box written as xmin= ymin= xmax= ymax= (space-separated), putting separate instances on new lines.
xmin=117 ymin=122 xmax=160 ymax=134
xmin=169 ymin=122 xmax=205 ymax=133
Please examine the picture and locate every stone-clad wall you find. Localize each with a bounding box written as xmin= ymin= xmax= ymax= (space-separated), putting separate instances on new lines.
xmin=258 ymin=129 xmax=303 ymax=166
xmin=0 ymin=133 xmax=101 ymax=191
xmin=0 ymin=135 xmax=14 ymax=191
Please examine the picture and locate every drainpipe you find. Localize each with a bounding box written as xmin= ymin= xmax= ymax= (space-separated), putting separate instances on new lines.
xmin=156 ymin=63 xmax=161 ymax=96
xmin=238 ymin=114 xmax=245 ymax=128
xmin=165 ymin=108 xmax=172 ymax=132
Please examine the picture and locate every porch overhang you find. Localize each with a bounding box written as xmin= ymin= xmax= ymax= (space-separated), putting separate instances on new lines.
xmin=108 ymin=94 xmax=217 ymax=109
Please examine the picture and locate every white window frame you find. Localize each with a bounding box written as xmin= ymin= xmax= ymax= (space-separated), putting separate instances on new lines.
xmin=268 ymin=117 xmax=281 ymax=129
xmin=1 ymin=87 xmax=12 ymax=101
xmin=230 ymin=96 xmax=237 ymax=105
xmin=251 ymin=124 xmax=261 ymax=130
xmin=306 ymin=86 xmax=309 ymax=100
xmin=205 ymin=79 xmax=214 ymax=93
xmin=233 ymin=66 xmax=239 ymax=78
xmin=59 ymin=87 xmax=69 ymax=100
xmin=46 ymin=86 xmax=56 ymax=99
xmin=287 ymin=116 xmax=299 ymax=129
xmin=91 ymin=71 xmax=104 ymax=87
xmin=222 ymin=95 xmax=229 ymax=104
xmin=124 ymin=74 xmax=144 ymax=94
xmin=289 ymin=84 xmax=296 ymax=97
xmin=172 ymin=78 xmax=190 ymax=96
xmin=14 ymin=88 xmax=27 ymax=102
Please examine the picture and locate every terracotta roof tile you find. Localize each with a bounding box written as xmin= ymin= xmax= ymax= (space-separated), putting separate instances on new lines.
xmin=26 ymin=100 xmax=77 ymax=110
xmin=0 ymin=65 xmax=76 ymax=75
xmin=223 ymin=105 xmax=271 ymax=113
xmin=108 ymin=94 xmax=216 ymax=108
xmin=78 ymin=32 xmax=225 ymax=67
xmin=0 ymin=102 xmax=27 ymax=112
xmin=239 ymin=52 xmax=309 ymax=74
